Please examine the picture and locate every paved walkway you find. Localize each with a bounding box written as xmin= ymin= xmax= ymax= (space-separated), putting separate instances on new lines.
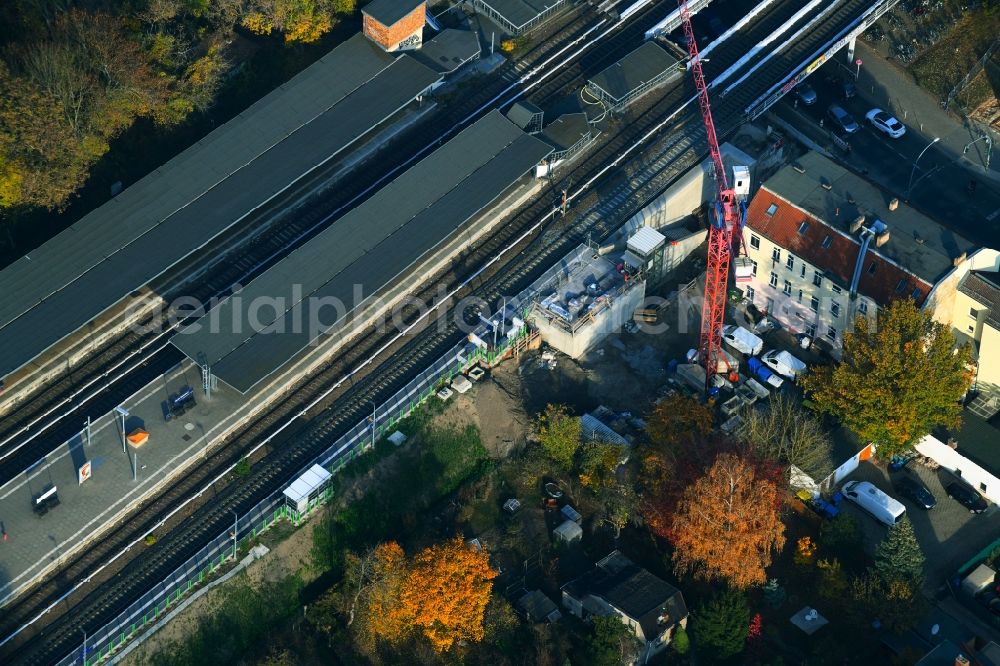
xmin=0 ymin=362 xmax=248 ymax=606
xmin=850 ymin=41 xmax=1000 ymax=185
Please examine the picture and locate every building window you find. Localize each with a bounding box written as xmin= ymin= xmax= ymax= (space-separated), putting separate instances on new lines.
xmin=786 ymin=254 xmax=795 ymax=270
xmin=895 ymin=279 xmax=907 ymax=293
xmin=800 ymin=263 xmax=806 ymax=278
xmin=981 ymin=482 xmax=988 ymax=493
xmin=867 ymin=261 xmax=878 ymax=275
xmin=751 ymin=260 xmax=758 ymax=276
xmin=810 ymin=296 xmax=819 ymax=312
xmin=969 ymin=307 xmax=978 ymax=319
xmin=772 ymin=248 xmax=781 ymax=262
xmin=911 ymin=287 xmax=922 ymax=300
xmin=831 ymin=284 xmax=842 ymax=294
xmin=769 ymin=272 xmax=778 ymax=288
xmin=750 ymin=234 xmax=760 ymax=250
xmin=831 ymin=302 xmax=841 ymax=318
xmin=813 ymin=271 xmax=823 ymax=287
xmin=745 ymin=285 xmax=755 ymax=301
xmin=821 ymin=235 xmax=832 ymax=249
xmin=783 ymin=280 xmax=792 ymax=295
xmin=969 ymin=324 xmax=976 ymax=334
xmin=805 ymin=323 xmax=817 ymax=338
xmin=858 ymin=301 xmax=869 ymax=315
xmin=766 ymin=297 xmax=775 ymax=313
xmin=795 ymin=312 xmax=806 ymax=321
xmin=797 ymin=289 xmax=803 ymax=303
xmin=798 ymin=221 xmax=810 ymax=234
xmin=827 ymin=325 xmax=837 ymax=341
xmin=766 ymin=203 xmax=778 ymax=216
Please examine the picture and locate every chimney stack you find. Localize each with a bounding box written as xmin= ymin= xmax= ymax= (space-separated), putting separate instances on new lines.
xmin=821 ymin=181 xmax=833 ymax=191
xmin=875 ymin=230 xmax=891 ymax=247
xmin=888 ymin=197 xmax=899 ymax=211
xmin=850 ymin=216 xmax=865 ymax=234
xmin=954 ymin=252 xmax=967 ymax=268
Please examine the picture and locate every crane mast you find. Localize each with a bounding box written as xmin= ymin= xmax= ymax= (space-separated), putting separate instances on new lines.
xmin=677 ymin=0 xmax=746 ymax=394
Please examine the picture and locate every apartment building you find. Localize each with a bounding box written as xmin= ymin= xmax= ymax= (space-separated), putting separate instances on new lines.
xmin=739 ymin=151 xmax=979 ymax=359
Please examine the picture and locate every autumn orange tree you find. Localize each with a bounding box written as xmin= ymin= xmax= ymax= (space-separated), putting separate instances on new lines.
xmin=670 ymin=453 xmax=785 ymax=589
xmin=364 ymin=536 xmax=498 ymax=652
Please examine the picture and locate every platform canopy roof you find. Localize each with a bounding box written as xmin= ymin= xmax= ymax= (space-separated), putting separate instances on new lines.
xmin=0 ymin=33 xmax=441 ymax=378
xmin=172 ymin=111 xmax=552 ymax=393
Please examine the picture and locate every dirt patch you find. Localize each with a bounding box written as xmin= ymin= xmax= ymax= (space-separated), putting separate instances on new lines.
xmin=431 ymin=363 xmax=530 ymax=459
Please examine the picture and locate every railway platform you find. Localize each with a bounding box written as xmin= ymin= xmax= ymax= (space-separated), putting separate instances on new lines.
xmin=0 ymin=364 xmax=246 ymax=607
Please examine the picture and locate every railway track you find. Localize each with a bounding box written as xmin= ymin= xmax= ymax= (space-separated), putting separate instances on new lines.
xmin=0 ymin=1 xmax=676 ymax=489
xmin=1 ymin=0 xmax=893 ymax=662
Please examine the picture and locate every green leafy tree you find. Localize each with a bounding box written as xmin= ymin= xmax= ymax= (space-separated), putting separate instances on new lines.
xmin=578 ymin=439 xmax=625 ymax=489
xmin=536 ymin=404 xmax=580 ymax=470
xmin=819 ymin=513 xmax=863 ymax=558
xmin=690 ymin=588 xmax=750 ymax=660
xmin=586 ymin=615 xmax=638 ymax=666
xmin=850 ymin=572 xmax=926 ymax=633
xmin=801 ymin=299 xmax=973 ymax=459
xmin=873 ymin=517 xmax=925 ymax=587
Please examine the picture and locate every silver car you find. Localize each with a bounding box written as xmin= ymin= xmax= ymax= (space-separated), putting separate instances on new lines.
xmin=827 ymin=104 xmax=860 ymax=134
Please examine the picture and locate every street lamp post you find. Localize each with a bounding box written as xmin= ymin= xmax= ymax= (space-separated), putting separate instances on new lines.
xmin=114 ymin=406 xmax=129 ymax=455
xmin=231 ymin=509 xmax=238 ymax=559
xmin=906 ymin=137 xmax=940 ymax=199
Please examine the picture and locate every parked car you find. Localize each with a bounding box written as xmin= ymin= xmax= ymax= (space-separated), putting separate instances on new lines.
xmin=947 ymin=480 xmax=988 ymax=514
xmin=760 ymin=350 xmax=807 ymax=381
xmin=842 ymin=480 xmax=906 ymax=526
xmin=827 ymin=104 xmax=860 ymax=134
xmin=865 ymin=108 xmax=906 ymax=138
xmin=893 ymin=475 xmax=936 ymax=509
xmin=796 ymin=83 xmax=817 ymax=105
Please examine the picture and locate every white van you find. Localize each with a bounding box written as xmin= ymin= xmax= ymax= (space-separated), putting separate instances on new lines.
xmin=722 ymin=325 xmax=764 ymax=356
xmin=842 ymin=480 xmax=906 ymax=526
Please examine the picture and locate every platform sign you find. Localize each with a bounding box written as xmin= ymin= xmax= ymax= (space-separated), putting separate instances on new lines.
xmin=805 ymin=54 xmax=827 ymax=76
xmin=78 ymin=461 xmax=92 ymax=485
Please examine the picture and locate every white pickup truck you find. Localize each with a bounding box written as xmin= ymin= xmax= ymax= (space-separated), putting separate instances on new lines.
xmin=722 ymin=325 xmax=764 ymax=356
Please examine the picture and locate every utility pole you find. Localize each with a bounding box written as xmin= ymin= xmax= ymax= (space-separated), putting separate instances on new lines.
xmin=370 ymin=402 xmax=377 ymax=449
xmin=133 ymin=452 xmax=138 ymax=482
xmin=83 ymin=416 xmax=91 ymax=448
xmin=81 ymin=628 xmax=87 ymax=666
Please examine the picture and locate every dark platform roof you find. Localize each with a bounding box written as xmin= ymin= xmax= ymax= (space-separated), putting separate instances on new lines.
xmin=541 ymin=113 xmax=591 ymax=151
xmin=506 ymin=100 xmax=544 ymax=131
xmin=0 ymin=34 xmax=441 ymax=377
xmin=587 ymin=41 xmax=679 ymax=104
xmin=362 ymin=0 xmax=425 ymax=26
xmin=172 ymin=111 xmax=552 ymax=393
xmin=478 ymin=0 xmax=564 ymax=32
xmin=412 ymin=29 xmax=482 ymax=73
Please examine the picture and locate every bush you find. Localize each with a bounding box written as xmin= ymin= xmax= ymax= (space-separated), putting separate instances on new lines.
xmin=819 ymin=513 xmax=862 ymax=557
xmin=671 ymin=625 xmax=690 ymax=655
xmin=235 ymin=456 xmax=251 ymax=476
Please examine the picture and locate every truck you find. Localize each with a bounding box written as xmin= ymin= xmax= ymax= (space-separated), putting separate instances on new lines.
xmin=722 ymin=325 xmax=764 ymax=356
xmin=761 ymin=350 xmax=807 ymax=381
xmin=747 ymin=357 xmax=784 ymax=389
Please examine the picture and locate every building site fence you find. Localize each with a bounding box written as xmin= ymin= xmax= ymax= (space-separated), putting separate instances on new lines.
xmin=59 ymin=311 xmax=533 ymax=666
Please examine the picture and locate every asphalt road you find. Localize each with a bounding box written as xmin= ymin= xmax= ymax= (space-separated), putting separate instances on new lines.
xmin=774 ymin=65 xmax=1000 ymax=248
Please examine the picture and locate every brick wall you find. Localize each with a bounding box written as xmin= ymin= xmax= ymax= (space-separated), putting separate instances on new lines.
xmin=363 ymin=5 xmax=426 ymax=51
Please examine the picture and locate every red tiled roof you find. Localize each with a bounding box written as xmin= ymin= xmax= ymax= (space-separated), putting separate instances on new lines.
xmin=746 ymin=188 xmax=932 ymax=307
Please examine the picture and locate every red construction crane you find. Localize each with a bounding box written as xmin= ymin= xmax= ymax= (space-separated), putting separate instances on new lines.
xmin=677 ymin=0 xmax=748 ymax=395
